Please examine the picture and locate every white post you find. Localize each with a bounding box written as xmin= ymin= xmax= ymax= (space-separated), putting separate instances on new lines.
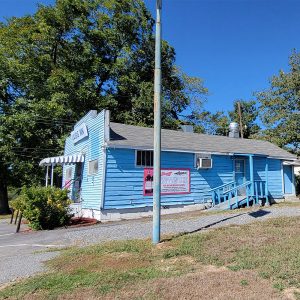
xmin=45 ymin=165 xmax=49 ymax=187
xmin=50 ymin=164 xmax=54 ymax=187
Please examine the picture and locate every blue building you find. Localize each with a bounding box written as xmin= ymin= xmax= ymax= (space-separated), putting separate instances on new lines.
xmin=39 ymin=110 xmax=299 ymax=221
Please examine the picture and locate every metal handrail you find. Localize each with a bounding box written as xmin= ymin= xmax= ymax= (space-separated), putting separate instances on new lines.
xmin=208 ymin=181 xmax=235 ymax=192
xmin=225 ymin=181 xmax=251 ymax=194
xmin=61 ymin=176 xmax=81 ymax=189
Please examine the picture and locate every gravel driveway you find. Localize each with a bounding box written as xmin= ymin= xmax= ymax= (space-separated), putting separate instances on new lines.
xmin=1 ymin=205 xmax=300 ymax=286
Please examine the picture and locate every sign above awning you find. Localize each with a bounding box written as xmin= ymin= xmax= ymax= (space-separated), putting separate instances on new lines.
xmin=39 ymin=154 xmax=85 ymax=166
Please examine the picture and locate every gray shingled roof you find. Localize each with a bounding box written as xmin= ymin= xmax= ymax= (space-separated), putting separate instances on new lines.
xmin=108 ymin=122 xmax=296 ymax=160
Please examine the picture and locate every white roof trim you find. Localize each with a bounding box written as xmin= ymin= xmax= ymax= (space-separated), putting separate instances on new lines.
xmin=39 ymin=154 xmax=85 ymax=166
xmin=106 ymin=144 xmax=294 ymax=160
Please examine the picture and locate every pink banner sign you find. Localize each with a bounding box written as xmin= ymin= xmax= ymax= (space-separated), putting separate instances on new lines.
xmin=143 ymin=168 xmax=190 ymax=196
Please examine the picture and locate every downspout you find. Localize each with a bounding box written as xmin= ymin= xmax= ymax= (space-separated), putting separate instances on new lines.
xmin=100 ymin=110 xmax=110 ymax=209
xmin=101 ymin=144 xmax=107 ymax=209
xmin=265 ymin=158 xmax=269 ymax=205
xmin=249 ymin=155 xmax=254 ymax=199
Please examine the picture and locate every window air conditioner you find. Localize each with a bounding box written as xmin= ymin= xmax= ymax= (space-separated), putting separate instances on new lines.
xmin=197 ymin=157 xmax=212 ymax=169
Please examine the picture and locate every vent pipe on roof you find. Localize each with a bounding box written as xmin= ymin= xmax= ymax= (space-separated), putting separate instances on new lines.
xmin=229 ymin=122 xmax=239 ymax=138
xmin=180 ymin=125 xmax=194 ymax=133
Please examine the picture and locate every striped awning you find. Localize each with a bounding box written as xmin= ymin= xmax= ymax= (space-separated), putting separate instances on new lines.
xmin=39 ymin=154 xmax=85 ymax=166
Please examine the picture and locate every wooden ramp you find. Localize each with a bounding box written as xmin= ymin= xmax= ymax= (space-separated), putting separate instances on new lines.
xmin=209 ymin=195 xmax=247 ymax=211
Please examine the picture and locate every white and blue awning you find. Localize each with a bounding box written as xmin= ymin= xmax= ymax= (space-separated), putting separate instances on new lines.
xmin=39 ymin=154 xmax=85 ymax=166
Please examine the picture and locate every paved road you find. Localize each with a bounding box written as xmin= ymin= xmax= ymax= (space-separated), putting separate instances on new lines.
xmin=1 ymin=205 xmax=300 ymax=286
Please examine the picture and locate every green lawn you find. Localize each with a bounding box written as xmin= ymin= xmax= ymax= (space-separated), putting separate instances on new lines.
xmin=2 ymin=216 xmax=300 ymax=299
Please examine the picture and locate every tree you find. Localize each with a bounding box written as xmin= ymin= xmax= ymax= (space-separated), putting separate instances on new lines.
xmin=256 ymin=51 xmax=300 ymax=155
xmin=229 ymin=100 xmax=260 ymax=138
xmin=200 ymin=100 xmax=259 ymax=137
xmin=0 ymin=0 xmax=208 ymax=213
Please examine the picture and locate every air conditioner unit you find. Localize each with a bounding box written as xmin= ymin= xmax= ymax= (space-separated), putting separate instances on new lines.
xmin=197 ymin=157 xmax=212 ymax=169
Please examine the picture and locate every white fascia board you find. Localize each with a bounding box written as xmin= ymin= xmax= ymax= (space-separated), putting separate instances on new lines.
xmin=105 ymin=144 xmax=230 ymax=156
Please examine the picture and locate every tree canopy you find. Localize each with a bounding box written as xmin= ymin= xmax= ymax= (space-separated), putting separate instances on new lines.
xmin=256 ymin=51 xmax=300 ymax=155
xmin=0 ymin=0 xmax=208 ymax=213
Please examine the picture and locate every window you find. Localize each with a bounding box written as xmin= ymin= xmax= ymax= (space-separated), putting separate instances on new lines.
xmin=65 ymin=167 xmax=73 ymax=180
xmin=88 ymin=159 xmax=98 ymax=175
xmin=136 ymin=150 xmax=153 ymax=167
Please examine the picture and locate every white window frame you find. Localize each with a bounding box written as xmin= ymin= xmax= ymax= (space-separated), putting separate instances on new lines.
xmin=135 ymin=150 xmax=153 ymax=168
xmin=88 ymin=159 xmax=98 ymax=175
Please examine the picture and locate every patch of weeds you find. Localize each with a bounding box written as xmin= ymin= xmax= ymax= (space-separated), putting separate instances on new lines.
xmin=98 ymin=284 xmax=114 ymax=295
xmin=240 ymin=279 xmax=248 ymax=286
xmin=0 ymin=214 xmax=11 ymax=220
xmin=273 ymin=282 xmax=285 ymax=291
xmin=227 ymin=265 xmax=242 ymax=272
xmin=163 ymin=249 xmax=182 ymax=259
xmin=259 ymin=272 xmax=270 ymax=279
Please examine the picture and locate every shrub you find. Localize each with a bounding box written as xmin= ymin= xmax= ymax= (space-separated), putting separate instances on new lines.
xmin=11 ymin=186 xmax=72 ymax=230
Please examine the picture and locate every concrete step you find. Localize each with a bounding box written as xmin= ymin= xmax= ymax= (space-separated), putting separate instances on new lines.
xmin=284 ymin=195 xmax=300 ymax=202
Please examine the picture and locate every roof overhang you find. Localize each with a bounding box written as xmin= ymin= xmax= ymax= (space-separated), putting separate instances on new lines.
xmin=39 ymin=154 xmax=85 ymax=166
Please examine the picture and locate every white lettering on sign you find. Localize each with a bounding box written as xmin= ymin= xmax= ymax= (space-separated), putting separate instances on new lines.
xmin=71 ymin=123 xmax=88 ymax=144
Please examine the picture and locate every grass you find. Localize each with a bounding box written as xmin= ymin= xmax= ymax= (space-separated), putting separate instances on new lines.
xmin=0 ymin=214 xmax=11 ymax=220
xmin=160 ymin=200 xmax=300 ymax=221
xmin=2 ymin=216 xmax=300 ymax=299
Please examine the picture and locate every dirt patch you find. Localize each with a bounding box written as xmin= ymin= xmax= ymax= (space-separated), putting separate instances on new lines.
xmin=55 ymin=252 xmax=150 ymax=274
xmin=57 ymin=289 xmax=99 ymax=300
xmin=102 ymin=268 xmax=286 ymax=300
xmin=283 ymin=288 xmax=300 ymax=300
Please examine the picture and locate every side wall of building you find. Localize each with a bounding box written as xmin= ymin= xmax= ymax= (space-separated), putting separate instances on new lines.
xmin=104 ymin=151 xmax=286 ymax=209
xmin=103 ymin=149 xmax=234 ymax=209
xmin=252 ymin=157 xmax=284 ymax=199
xmin=63 ymin=110 xmax=105 ymax=210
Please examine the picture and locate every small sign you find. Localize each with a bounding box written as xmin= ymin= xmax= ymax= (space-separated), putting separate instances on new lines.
xmin=71 ymin=123 xmax=88 ymax=144
xmin=143 ymin=168 xmax=190 ymax=196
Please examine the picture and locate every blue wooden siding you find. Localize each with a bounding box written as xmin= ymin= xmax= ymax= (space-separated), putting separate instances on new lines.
xmin=104 ymin=149 xmax=234 ymax=209
xmin=63 ymin=110 xmax=105 ymax=210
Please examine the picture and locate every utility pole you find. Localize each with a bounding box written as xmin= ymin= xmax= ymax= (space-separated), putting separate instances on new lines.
xmin=237 ymin=101 xmax=244 ymax=139
xmin=153 ymin=0 xmax=162 ymax=244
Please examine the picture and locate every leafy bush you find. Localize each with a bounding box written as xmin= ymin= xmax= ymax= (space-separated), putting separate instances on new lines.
xmin=11 ymin=186 xmax=72 ymax=230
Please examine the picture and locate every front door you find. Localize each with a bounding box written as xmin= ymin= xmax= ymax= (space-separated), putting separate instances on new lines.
xmin=235 ymin=159 xmax=246 ymax=196
xmin=73 ymin=163 xmax=83 ymax=202
xmin=235 ymin=159 xmax=246 ymax=185
xmin=283 ymin=165 xmax=293 ymax=194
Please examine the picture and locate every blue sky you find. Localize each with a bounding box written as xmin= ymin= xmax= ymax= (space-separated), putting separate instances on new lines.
xmin=1 ymin=0 xmax=300 ymax=113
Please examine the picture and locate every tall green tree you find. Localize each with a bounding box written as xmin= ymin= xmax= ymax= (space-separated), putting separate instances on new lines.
xmin=256 ymin=51 xmax=300 ymax=154
xmin=0 ymin=0 xmax=208 ymax=213
xmin=229 ymin=100 xmax=260 ymax=138
xmin=200 ymin=100 xmax=259 ymax=137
